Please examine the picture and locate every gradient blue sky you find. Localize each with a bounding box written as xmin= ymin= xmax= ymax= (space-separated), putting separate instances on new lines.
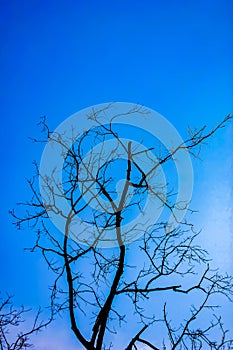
xmin=1 ymin=1 xmax=233 ymax=348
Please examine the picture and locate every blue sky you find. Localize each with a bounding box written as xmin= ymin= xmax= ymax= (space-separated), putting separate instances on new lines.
xmin=0 ymin=0 xmax=233 ymax=348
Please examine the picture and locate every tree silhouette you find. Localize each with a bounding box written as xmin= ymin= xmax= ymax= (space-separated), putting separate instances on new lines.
xmin=11 ymin=104 xmax=233 ymax=349
xmin=0 ymin=294 xmax=51 ymax=350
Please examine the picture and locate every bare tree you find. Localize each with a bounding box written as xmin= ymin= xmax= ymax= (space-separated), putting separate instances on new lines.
xmin=11 ymin=104 xmax=233 ymax=349
xmin=0 ymin=294 xmax=51 ymax=350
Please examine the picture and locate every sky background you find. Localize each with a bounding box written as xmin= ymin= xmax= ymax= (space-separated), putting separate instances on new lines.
xmin=0 ymin=0 xmax=233 ymax=349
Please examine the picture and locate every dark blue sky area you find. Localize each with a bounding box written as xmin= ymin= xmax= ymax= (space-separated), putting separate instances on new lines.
xmin=0 ymin=1 xmax=232 ymax=348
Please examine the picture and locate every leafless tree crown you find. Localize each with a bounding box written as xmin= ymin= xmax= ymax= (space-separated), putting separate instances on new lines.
xmin=10 ymin=106 xmax=233 ymax=349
